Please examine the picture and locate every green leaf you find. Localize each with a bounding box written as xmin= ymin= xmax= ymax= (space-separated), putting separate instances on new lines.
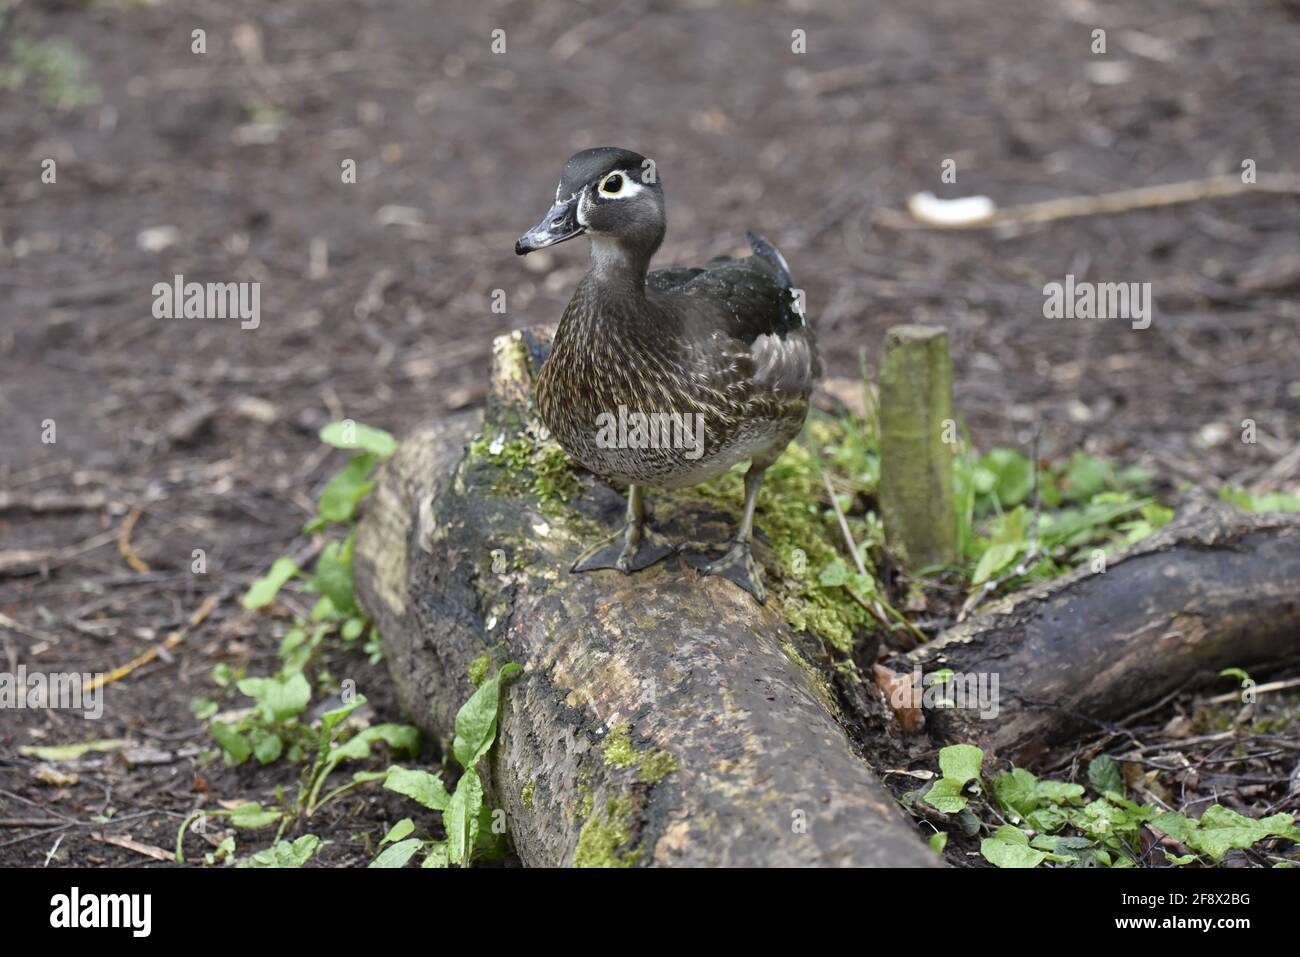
xmin=422 ymin=842 xmax=450 ymax=868
xmin=309 ymin=595 xmax=340 ymax=622
xmin=978 ymin=449 xmax=1035 ymax=507
xmin=316 ymin=453 xmax=376 ymax=525
xmin=229 ymin=802 xmax=282 ymax=830
xmin=370 ymin=837 xmax=422 ymax=868
xmin=474 ymin=804 xmax=509 ymax=861
xmin=1026 ymin=806 xmax=1069 ymax=834
xmin=380 ymin=818 xmax=415 ymax=845
xmin=938 ymin=744 xmax=983 ymax=785
xmin=994 ymin=767 xmax=1039 ymax=818
xmin=241 ymin=556 xmax=300 ymax=610
xmin=846 ymin=571 xmax=879 ymax=598
xmin=452 ymin=662 xmax=522 ymax=770
xmin=341 ymin=617 xmax=365 ymax=641
xmin=1218 ymin=667 xmax=1251 ymax=684
xmin=309 ymin=534 xmax=358 ymax=617
xmin=1220 ymin=485 xmax=1300 ymax=513
xmin=210 ymin=722 xmax=252 ymax=766
xmin=1140 ymin=503 xmax=1174 ymax=528
xmin=1178 ymin=805 xmax=1297 ymax=862
xmin=923 ymin=777 xmax=968 ymax=814
xmin=189 ymin=697 xmax=218 ymax=721
xmin=249 ymin=728 xmax=283 ymax=765
xmin=446 ymin=768 xmax=483 ymax=866
xmin=327 ymin=724 xmax=419 ymax=769
xmin=1088 ymin=755 xmax=1123 ymax=796
xmin=1063 ymin=453 xmax=1111 ymax=502
xmin=818 ymin=559 xmax=850 ymax=588
xmin=981 ymin=825 xmax=1047 ymax=868
xmin=929 ymin=832 xmax=948 ymax=855
xmin=384 ymin=766 xmax=452 ymax=811
xmin=239 ymin=834 xmax=320 ymax=868
xmin=319 ymin=420 xmax=397 ymax=459
xmin=972 ymin=542 xmax=1019 ymax=585
xmin=319 ymin=695 xmax=364 ymax=733
xmin=317 ymin=694 xmax=367 ymax=751
xmin=238 ymin=672 xmax=312 ymax=723
xmin=1071 ymin=797 xmax=1154 ymax=849
xmin=1035 ymin=781 xmax=1086 ymax=804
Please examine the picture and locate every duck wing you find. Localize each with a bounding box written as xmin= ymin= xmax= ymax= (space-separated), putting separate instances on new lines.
xmin=658 ymin=236 xmax=820 ymax=398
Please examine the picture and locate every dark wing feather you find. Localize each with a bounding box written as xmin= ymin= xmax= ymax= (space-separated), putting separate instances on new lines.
xmin=654 ymin=246 xmax=820 ymax=402
xmin=646 ymin=265 xmax=707 ymax=294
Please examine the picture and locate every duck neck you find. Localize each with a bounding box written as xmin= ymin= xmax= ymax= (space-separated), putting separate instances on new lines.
xmin=583 ymin=236 xmax=650 ymax=298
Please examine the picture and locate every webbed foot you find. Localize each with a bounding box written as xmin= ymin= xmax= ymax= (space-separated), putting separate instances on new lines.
xmin=698 ymin=540 xmax=766 ymax=604
xmin=572 ymin=523 xmax=676 ymax=574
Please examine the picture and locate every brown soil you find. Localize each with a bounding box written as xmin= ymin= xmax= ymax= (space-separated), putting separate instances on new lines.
xmin=1 ymin=0 xmax=1297 ymax=867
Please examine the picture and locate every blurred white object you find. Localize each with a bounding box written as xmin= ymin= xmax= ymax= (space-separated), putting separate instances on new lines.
xmin=136 ymin=226 xmax=179 ymax=252
xmin=906 ymin=192 xmax=996 ymax=227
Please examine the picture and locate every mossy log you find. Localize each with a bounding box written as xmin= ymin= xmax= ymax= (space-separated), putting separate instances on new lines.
xmin=354 ymin=325 xmax=1300 ymax=866
xmin=353 ymin=328 xmax=938 ymax=868
xmin=894 ymin=497 xmax=1300 ymax=765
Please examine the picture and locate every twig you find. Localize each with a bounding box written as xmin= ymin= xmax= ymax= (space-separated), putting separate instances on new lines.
xmin=93 ymin=831 xmax=172 ymax=863
xmin=1203 ymin=677 xmax=1300 ymax=705
xmin=117 ymin=507 xmax=152 ymax=574
xmin=83 ymin=594 xmax=216 ymax=693
xmin=876 ymin=173 xmax=1300 ymax=231
xmin=819 ymin=468 xmax=926 ymax=646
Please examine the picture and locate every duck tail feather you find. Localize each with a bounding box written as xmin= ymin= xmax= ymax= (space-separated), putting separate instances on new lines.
xmin=745 ymin=230 xmax=793 ymax=289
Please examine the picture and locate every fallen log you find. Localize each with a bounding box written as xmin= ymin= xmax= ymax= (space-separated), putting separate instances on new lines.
xmin=354 ymin=329 xmax=938 ymax=867
xmin=894 ymin=497 xmax=1300 ymax=765
xmin=354 ymin=325 xmax=1300 ymax=866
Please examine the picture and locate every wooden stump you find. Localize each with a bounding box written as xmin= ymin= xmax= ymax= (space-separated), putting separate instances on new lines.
xmin=878 ymin=325 xmax=957 ymax=569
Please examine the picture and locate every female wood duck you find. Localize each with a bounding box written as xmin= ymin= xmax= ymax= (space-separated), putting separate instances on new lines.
xmin=516 ymin=147 xmax=820 ymax=602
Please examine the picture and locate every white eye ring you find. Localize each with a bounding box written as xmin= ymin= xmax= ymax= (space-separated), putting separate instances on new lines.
xmin=597 ymin=171 xmax=643 ymax=198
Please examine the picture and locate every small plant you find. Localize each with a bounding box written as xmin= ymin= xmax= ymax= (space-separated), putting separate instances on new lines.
xmin=958 ymin=447 xmax=1173 ymax=599
xmin=240 ymin=419 xmax=395 ymax=659
xmin=916 ymin=744 xmax=1300 ymax=868
xmin=1220 ymin=485 xmax=1300 ymax=513
xmin=177 ymin=689 xmax=420 ymax=862
xmin=371 ymin=662 xmax=522 ymax=868
xmin=1 ymin=32 xmax=100 ymax=110
xmin=181 ymin=421 xmax=427 ymax=866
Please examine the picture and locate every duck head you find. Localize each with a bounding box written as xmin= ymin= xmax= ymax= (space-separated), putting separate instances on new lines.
xmin=516 ymin=147 xmax=665 ymax=271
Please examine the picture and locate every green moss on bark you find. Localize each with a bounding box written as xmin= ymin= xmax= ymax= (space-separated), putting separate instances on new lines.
xmin=603 ymin=722 xmax=678 ymax=785
xmin=573 ymin=795 xmax=642 ymax=868
xmin=468 ymin=653 xmax=491 ymax=686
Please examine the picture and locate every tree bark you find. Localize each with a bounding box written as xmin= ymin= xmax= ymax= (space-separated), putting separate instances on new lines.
xmin=893 ymin=498 xmax=1300 ymax=765
xmin=354 ymin=329 xmax=938 ymax=868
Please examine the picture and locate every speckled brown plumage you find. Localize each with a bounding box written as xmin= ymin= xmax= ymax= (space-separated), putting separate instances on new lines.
xmin=536 ymin=254 xmax=819 ymax=488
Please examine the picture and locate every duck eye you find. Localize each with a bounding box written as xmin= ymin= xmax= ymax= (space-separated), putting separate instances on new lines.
xmin=600 ymin=173 xmax=624 ymax=194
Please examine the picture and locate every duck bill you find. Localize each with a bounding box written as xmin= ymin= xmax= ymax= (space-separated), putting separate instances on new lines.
xmin=515 ymin=197 xmax=584 ymax=254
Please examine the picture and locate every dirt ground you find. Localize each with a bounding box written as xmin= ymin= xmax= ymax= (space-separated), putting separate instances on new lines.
xmin=1 ymin=0 xmax=1298 ymax=867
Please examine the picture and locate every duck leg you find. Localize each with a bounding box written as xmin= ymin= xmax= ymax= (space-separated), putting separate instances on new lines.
xmin=699 ymin=462 xmax=767 ymax=604
xmin=572 ymin=483 xmax=676 ymax=574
